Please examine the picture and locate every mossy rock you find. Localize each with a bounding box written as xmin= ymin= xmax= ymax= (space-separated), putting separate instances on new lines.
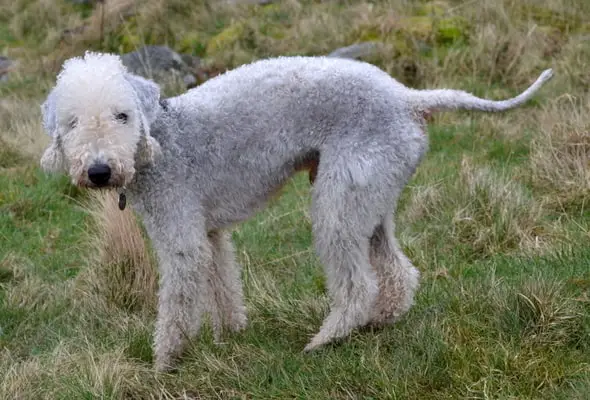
xmin=351 ymin=23 xmax=416 ymax=59
xmin=258 ymin=22 xmax=286 ymax=40
xmin=390 ymin=35 xmax=416 ymax=58
xmin=350 ymin=23 xmax=382 ymax=44
xmin=403 ymin=16 xmax=434 ymax=41
xmin=400 ymin=15 xmax=470 ymax=46
xmin=117 ymin=32 xmax=143 ymax=54
xmin=178 ymin=32 xmax=207 ymax=57
xmin=206 ymin=21 xmax=246 ymax=56
xmin=436 ymin=16 xmax=470 ymax=45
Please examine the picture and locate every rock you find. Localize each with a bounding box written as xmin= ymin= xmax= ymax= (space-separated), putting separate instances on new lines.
xmin=121 ymin=45 xmax=184 ymax=76
xmin=327 ymin=42 xmax=382 ymax=60
xmin=120 ymin=46 xmax=199 ymax=89
xmin=180 ymin=53 xmax=201 ymax=69
xmin=0 ymin=56 xmax=16 ymax=82
xmin=182 ymin=74 xmax=197 ymax=88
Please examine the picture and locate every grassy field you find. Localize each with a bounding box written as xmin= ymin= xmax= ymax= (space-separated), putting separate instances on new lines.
xmin=1 ymin=0 xmax=589 ymax=398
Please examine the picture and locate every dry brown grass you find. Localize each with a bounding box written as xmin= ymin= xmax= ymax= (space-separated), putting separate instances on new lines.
xmin=511 ymin=278 xmax=585 ymax=347
xmin=0 ymin=253 xmax=71 ymax=313
xmin=1 ymin=0 xmax=157 ymax=76
xmin=0 ymin=97 xmax=49 ymax=163
xmin=401 ymin=157 xmax=550 ymax=261
xmin=77 ymin=190 xmax=157 ymax=313
xmin=531 ymin=95 xmax=590 ymax=209
xmin=457 ymin=157 xmax=547 ymax=253
xmin=2 ymin=0 xmax=581 ymax=85
xmin=0 ymin=341 xmax=170 ymax=400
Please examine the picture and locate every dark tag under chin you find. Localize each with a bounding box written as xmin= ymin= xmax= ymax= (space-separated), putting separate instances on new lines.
xmin=118 ymin=192 xmax=127 ymax=210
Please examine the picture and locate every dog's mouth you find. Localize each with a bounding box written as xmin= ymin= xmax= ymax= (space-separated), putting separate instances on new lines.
xmin=84 ymin=181 xmax=124 ymax=189
xmin=75 ymin=175 xmax=128 ymax=210
xmin=75 ymin=174 xmax=126 ymax=189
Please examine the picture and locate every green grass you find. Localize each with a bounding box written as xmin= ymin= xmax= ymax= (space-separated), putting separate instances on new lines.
xmin=1 ymin=0 xmax=590 ymax=398
xmin=0 ymin=168 xmax=86 ymax=277
xmin=0 ymin=167 xmax=86 ymax=354
xmin=1 ymin=171 xmax=589 ymax=398
xmin=1 ymin=130 xmax=588 ymax=398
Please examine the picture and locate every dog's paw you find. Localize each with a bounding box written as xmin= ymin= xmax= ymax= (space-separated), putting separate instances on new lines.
xmin=303 ymin=335 xmax=328 ymax=353
xmin=229 ymin=312 xmax=248 ymax=333
xmin=154 ymin=358 xmax=179 ymax=374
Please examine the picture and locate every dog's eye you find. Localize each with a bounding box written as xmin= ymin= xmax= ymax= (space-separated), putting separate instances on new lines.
xmin=68 ymin=118 xmax=78 ymax=130
xmin=115 ymin=113 xmax=128 ymax=124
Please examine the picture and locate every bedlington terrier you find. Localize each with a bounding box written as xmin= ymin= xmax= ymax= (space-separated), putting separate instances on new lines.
xmin=39 ymin=51 xmax=553 ymax=371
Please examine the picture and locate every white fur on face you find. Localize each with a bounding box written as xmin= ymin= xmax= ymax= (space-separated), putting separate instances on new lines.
xmin=48 ymin=53 xmax=145 ymax=187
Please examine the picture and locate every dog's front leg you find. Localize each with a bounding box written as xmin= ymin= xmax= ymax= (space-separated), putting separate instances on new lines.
xmin=147 ymin=214 xmax=212 ymax=372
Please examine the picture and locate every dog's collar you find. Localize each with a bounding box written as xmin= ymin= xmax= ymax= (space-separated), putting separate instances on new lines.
xmin=159 ymin=98 xmax=169 ymax=112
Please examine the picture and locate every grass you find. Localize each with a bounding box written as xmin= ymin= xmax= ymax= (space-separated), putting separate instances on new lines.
xmin=1 ymin=0 xmax=589 ymax=398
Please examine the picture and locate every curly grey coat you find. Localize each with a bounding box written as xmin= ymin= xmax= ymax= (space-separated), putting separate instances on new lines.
xmin=40 ymin=52 xmax=552 ymax=371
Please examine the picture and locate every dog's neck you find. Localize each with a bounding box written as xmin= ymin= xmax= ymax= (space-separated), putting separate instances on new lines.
xmin=159 ymin=98 xmax=169 ymax=112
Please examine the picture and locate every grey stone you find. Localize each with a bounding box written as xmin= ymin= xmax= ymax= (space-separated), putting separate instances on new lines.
xmin=0 ymin=56 xmax=16 ymax=82
xmin=121 ymin=46 xmax=199 ymax=88
xmin=327 ymin=42 xmax=382 ymax=60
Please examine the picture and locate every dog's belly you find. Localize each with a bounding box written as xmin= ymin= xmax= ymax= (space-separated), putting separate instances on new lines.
xmin=204 ymin=180 xmax=289 ymax=230
xmin=204 ymin=151 xmax=319 ymax=231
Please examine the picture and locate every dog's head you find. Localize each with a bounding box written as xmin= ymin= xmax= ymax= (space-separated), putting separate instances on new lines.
xmin=40 ymin=51 xmax=163 ymax=188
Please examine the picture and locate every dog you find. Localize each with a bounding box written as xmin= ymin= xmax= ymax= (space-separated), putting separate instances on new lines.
xmin=40 ymin=51 xmax=553 ymax=371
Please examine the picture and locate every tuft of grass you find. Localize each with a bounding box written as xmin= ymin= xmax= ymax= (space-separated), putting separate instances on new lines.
xmin=401 ymin=156 xmax=550 ymax=264
xmin=0 ymin=138 xmax=24 ymax=168
xmin=530 ymin=95 xmax=590 ymax=211
xmin=453 ymin=158 xmax=548 ymax=254
xmin=0 ymin=96 xmax=49 ymax=161
xmin=506 ymin=279 xmax=585 ymax=347
xmin=77 ymin=189 xmax=158 ymax=314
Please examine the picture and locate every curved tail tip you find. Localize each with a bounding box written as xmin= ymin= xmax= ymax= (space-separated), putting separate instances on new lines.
xmin=539 ymin=68 xmax=554 ymax=82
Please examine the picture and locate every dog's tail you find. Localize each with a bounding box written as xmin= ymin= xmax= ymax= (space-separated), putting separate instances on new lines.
xmin=409 ymin=69 xmax=553 ymax=113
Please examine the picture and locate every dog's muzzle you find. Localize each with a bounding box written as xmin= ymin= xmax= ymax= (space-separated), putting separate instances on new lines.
xmin=87 ymin=163 xmax=112 ymax=187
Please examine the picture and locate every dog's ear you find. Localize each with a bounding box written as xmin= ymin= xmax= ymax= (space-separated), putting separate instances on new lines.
xmin=40 ymin=139 xmax=65 ymax=173
xmin=135 ymin=134 xmax=162 ymax=168
xmin=41 ymin=89 xmax=58 ymax=137
xmin=125 ymin=73 xmax=163 ymax=167
xmin=40 ymin=89 xmax=66 ymax=173
xmin=125 ymin=73 xmax=161 ymax=124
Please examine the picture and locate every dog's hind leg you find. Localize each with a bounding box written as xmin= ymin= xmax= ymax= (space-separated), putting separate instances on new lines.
xmin=207 ymin=230 xmax=247 ymax=340
xmin=303 ymin=156 xmax=381 ymax=352
xmin=368 ymin=217 xmax=420 ymax=327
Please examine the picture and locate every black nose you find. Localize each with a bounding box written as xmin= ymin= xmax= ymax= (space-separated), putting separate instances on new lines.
xmin=88 ymin=164 xmax=112 ymax=186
